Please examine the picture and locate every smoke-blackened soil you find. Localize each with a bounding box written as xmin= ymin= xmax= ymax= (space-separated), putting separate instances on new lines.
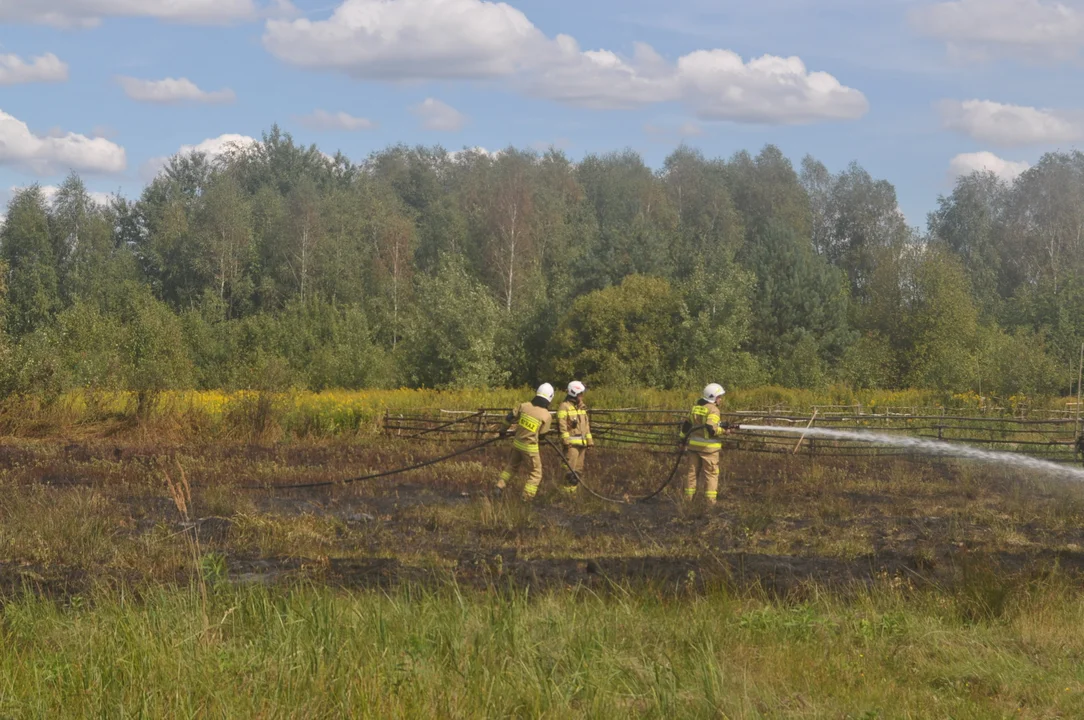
xmin=2 ymin=436 xmax=1083 ymax=599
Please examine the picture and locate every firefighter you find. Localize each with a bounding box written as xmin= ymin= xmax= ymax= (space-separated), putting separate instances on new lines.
xmin=496 ymin=383 xmax=555 ymax=500
xmin=557 ymin=381 xmax=594 ymax=493
xmin=680 ymin=383 xmax=730 ymax=504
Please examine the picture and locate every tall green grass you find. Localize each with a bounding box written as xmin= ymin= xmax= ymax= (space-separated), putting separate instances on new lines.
xmin=1 ymin=581 xmax=1082 ymax=718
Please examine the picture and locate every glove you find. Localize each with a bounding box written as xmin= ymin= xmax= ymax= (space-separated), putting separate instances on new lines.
xmin=707 ymin=425 xmax=718 ymax=438
xmin=500 ymin=428 xmax=512 ymax=439
xmin=679 ymin=420 xmax=692 ymax=437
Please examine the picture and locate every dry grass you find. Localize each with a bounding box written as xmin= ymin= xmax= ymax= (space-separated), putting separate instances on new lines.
xmin=0 ymin=431 xmax=1083 ymax=715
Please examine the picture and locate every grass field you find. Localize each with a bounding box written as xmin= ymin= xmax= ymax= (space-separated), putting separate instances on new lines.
xmin=1 ymin=391 xmax=1084 ymax=717
xmin=3 ymin=580 xmax=1083 ymax=718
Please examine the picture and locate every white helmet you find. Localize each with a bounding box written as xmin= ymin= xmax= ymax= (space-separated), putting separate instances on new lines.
xmin=567 ymin=381 xmax=586 ymax=398
xmin=536 ymin=383 xmax=555 ymax=402
xmin=702 ymin=383 xmax=725 ymax=403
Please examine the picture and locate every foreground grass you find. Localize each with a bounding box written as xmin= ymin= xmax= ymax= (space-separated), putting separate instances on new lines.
xmin=1 ymin=582 xmax=1083 ymax=718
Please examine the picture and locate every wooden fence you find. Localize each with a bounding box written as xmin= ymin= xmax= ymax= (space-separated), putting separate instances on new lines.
xmin=382 ymin=406 xmax=1084 ymax=465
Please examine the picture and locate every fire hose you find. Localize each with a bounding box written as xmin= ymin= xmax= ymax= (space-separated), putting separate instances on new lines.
xmin=242 ymin=435 xmax=505 ymax=490
xmin=244 ymin=423 xmax=717 ymax=496
xmin=544 ymin=423 xmax=713 ymax=505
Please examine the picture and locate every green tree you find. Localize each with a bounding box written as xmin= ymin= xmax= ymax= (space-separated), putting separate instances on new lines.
xmin=661 ymin=146 xmax=744 ymax=280
xmin=576 ymin=151 xmax=676 ymax=290
xmin=117 ymin=284 xmax=194 ymax=414
xmin=928 ymin=170 xmax=1007 ymax=316
xmin=195 ymin=173 xmax=254 ymax=316
xmin=729 ymin=146 xmax=811 ymax=242
xmin=739 ymin=221 xmax=854 ymax=384
xmin=902 ymin=251 xmax=980 ymax=390
xmin=399 ymin=257 xmax=509 ymax=388
xmin=547 ymin=274 xmax=758 ymax=388
xmin=803 ymin=160 xmax=912 ymax=300
xmin=2 ymin=186 xmax=58 ymax=336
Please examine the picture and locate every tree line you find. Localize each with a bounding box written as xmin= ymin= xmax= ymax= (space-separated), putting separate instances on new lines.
xmin=0 ymin=126 xmax=1078 ymax=398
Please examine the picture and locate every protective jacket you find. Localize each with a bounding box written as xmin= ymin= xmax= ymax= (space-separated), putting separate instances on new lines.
xmin=557 ymin=397 xmax=593 ymax=447
xmin=503 ymin=401 xmax=552 ymax=454
xmin=682 ymin=399 xmax=723 ymax=451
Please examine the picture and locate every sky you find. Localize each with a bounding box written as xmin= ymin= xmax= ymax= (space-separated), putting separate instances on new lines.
xmin=3 ymin=0 xmax=1084 ymax=226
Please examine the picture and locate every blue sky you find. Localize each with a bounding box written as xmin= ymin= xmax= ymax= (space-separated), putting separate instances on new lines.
xmin=3 ymin=0 xmax=1084 ymax=226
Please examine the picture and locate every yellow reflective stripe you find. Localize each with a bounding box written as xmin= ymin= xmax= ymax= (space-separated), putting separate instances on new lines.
xmin=692 ymin=406 xmax=708 ymax=416
xmin=556 ymin=410 xmax=570 ymax=419
xmin=585 ymin=434 xmax=593 ymax=440
xmin=568 ymin=438 xmax=587 ymax=446
xmin=707 ymin=414 xmax=720 ymax=424
xmin=688 ymin=438 xmax=722 ymax=448
xmin=518 ymin=414 xmax=542 ymax=433
xmin=514 ymin=440 xmax=540 ymax=454
xmin=560 ymin=432 xmax=571 ymax=439
xmin=706 ymin=491 xmax=718 ymax=499
xmin=684 ymin=488 xmax=696 ymax=496
xmin=524 ymin=484 xmax=539 ymax=497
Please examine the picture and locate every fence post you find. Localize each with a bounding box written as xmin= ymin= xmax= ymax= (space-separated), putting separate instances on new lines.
xmin=1077 ymin=342 xmax=1083 ymax=439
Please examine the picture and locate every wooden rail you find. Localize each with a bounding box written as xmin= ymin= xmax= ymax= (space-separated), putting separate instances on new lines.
xmin=382 ymin=406 xmax=1084 ymax=465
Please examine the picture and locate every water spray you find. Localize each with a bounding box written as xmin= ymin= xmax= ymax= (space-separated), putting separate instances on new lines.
xmin=736 ymin=425 xmax=1084 ymax=482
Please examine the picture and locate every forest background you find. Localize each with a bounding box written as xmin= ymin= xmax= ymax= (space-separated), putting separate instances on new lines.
xmin=0 ymin=127 xmax=1077 ymax=402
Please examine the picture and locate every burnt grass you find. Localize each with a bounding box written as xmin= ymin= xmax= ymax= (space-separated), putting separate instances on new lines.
xmin=3 ymin=434 xmax=1084 ymax=600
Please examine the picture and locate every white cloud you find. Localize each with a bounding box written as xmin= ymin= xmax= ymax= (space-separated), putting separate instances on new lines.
xmin=949 ymin=151 xmax=1031 ymax=181
xmin=179 ymin=133 xmax=257 ymax=158
xmin=534 ymin=41 xmax=868 ymax=123
xmin=0 ymin=0 xmax=292 ymax=27
xmin=264 ymin=0 xmax=543 ymax=79
xmin=448 ymin=146 xmax=499 ymax=161
xmin=264 ymin=0 xmax=868 ymax=125
xmin=0 ymin=53 xmax=68 ymax=85
xmin=940 ymin=99 xmax=1084 ymax=146
xmin=411 ymin=98 xmax=467 ymax=132
xmin=912 ymin=0 xmax=1084 ymax=60
xmin=677 ymin=51 xmax=868 ymax=124
xmin=297 ymin=109 xmax=376 ymax=131
xmin=0 ymin=109 xmax=127 ymax=176
xmin=118 ymin=76 xmax=236 ymax=104
xmin=142 ymin=133 xmax=257 ymax=180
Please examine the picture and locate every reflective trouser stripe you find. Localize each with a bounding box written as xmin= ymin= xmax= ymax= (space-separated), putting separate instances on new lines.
xmin=514 ymin=440 xmax=540 ymax=454
xmin=524 ymin=484 xmax=539 ymax=497
xmin=688 ymin=438 xmax=721 ymax=449
xmin=685 ymin=488 xmax=696 ymax=496
xmin=706 ymin=491 xmax=718 ymax=499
